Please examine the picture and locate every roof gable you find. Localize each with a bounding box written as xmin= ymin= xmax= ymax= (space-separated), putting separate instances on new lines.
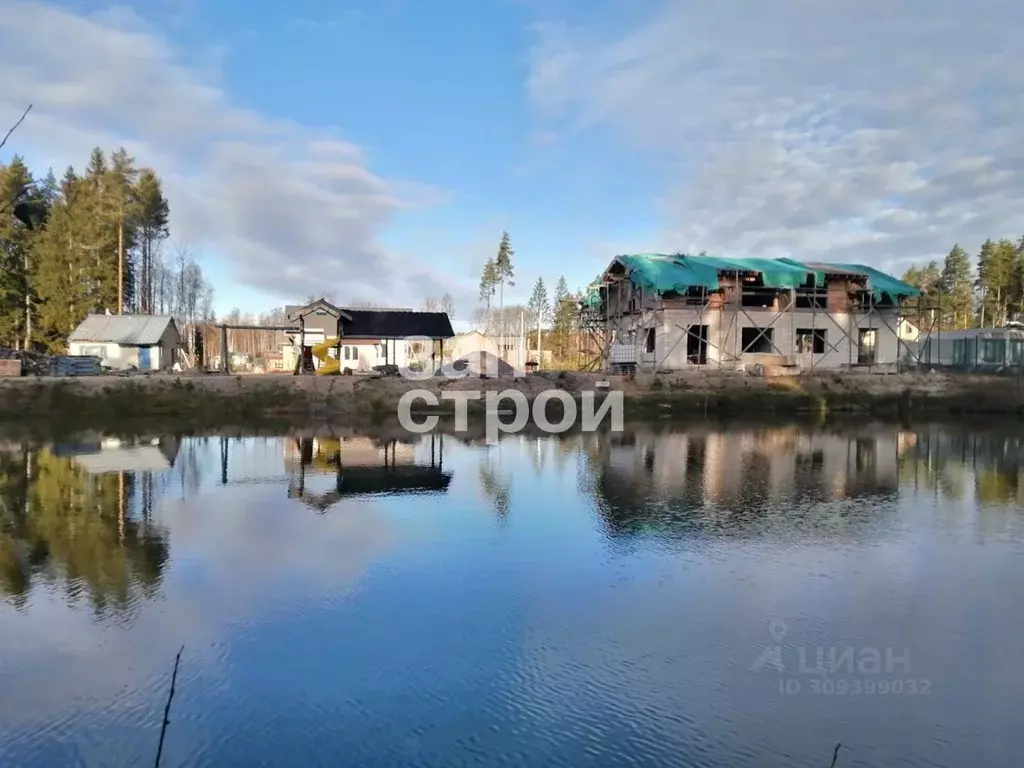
xmin=286 ymin=299 xmax=352 ymax=322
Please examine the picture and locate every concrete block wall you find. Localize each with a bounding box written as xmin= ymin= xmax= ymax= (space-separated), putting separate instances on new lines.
xmin=635 ymin=307 xmax=903 ymax=370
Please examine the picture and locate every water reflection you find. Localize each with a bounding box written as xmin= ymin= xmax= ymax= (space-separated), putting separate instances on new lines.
xmin=581 ymin=426 xmax=903 ymax=541
xmin=0 ymin=439 xmax=171 ymax=613
xmin=899 ymin=426 xmax=1024 ymax=505
xmin=1 ymin=423 xmax=1023 ymax=767
xmin=284 ymin=434 xmax=452 ymax=512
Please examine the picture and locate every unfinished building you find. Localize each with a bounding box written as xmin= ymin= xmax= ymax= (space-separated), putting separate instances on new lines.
xmin=580 ymin=254 xmax=921 ymax=372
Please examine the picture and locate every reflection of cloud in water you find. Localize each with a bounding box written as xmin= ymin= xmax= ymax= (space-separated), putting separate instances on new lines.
xmin=0 ymin=482 xmax=393 ymax=734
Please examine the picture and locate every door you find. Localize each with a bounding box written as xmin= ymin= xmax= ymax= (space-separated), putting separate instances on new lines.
xmin=138 ymin=346 xmax=152 ymax=369
xmin=857 ymin=329 xmax=876 ymax=365
xmin=686 ymin=325 xmax=709 ymax=365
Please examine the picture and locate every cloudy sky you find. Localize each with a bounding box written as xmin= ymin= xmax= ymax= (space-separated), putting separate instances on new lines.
xmin=1 ymin=0 xmax=1021 ymax=317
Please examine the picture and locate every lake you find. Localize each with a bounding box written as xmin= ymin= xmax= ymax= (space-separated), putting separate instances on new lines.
xmin=1 ymin=423 xmax=1022 ymax=767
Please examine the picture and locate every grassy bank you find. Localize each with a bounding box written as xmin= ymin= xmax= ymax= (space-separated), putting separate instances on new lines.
xmin=1 ymin=369 xmax=1022 ymax=433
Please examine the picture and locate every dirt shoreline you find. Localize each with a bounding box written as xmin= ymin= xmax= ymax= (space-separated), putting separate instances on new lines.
xmin=0 ymin=369 xmax=1021 ymax=432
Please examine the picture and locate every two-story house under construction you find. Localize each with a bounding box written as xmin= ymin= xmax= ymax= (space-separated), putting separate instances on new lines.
xmin=580 ymin=254 xmax=921 ymax=372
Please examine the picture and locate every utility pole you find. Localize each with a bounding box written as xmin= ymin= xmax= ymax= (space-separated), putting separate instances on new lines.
xmin=117 ymin=214 xmax=124 ymax=314
xmin=520 ymin=309 xmax=525 ymax=372
xmin=23 ymin=249 xmax=31 ymax=348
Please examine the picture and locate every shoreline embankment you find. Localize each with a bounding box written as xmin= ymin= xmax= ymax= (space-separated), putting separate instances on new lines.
xmin=1 ymin=369 xmax=1022 ymax=435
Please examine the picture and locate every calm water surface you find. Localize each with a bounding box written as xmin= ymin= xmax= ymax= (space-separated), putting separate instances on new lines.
xmin=1 ymin=423 xmax=1022 ymax=767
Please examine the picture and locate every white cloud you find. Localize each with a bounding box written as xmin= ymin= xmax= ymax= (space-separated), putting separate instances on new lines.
xmin=528 ymin=0 xmax=1024 ymax=272
xmin=0 ymin=1 xmax=451 ymax=305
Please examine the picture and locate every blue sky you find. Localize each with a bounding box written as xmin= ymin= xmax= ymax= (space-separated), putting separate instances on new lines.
xmin=3 ymin=0 xmax=1024 ymax=321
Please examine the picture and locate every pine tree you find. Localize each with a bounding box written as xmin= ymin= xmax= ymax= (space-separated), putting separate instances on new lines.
xmin=38 ymin=168 xmax=58 ymax=206
xmin=527 ymin=277 xmax=549 ymax=359
xmin=494 ymin=231 xmax=515 ymax=312
xmin=33 ymin=192 xmax=89 ymax=350
xmin=73 ymin=148 xmax=120 ymax=314
xmin=59 ymin=166 xmax=77 ymax=199
xmin=479 ymin=258 xmax=499 ymax=333
xmin=551 ymin=276 xmax=573 ymax=360
xmin=0 ymin=157 xmax=38 ymax=347
xmin=107 ymin=148 xmax=140 ymax=314
xmin=938 ymin=245 xmax=973 ymax=329
xmin=134 ymin=168 xmax=169 ymax=314
xmin=976 ymin=239 xmax=1017 ymax=326
xmin=85 ymin=148 xmax=107 ymax=185
xmin=492 ymin=232 xmax=515 ymax=350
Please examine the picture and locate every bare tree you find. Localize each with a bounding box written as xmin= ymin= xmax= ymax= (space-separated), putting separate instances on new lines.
xmin=425 ymin=293 xmax=456 ymax=320
xmin=440 ymin=293 xmax=455 ymax=321
xmin=160 ymin=241 xmax=216 ymax=364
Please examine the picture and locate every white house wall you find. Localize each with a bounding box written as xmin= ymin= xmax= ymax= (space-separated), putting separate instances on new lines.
xmin=629 ymin=306 xmax=903 ymax=370
xmin=156 ymin=323 xmax=182 ymax=370
xmin=68 ymin=341 xmax=135 ymax=369
xmin=318 ymin=340 xmax=411 ymax=371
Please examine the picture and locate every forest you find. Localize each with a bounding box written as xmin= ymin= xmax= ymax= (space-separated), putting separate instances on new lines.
xmin=0 ymin=148 xmax=214 ymax=352
xmin=901 ymin=239 xmax=1024 ymax=330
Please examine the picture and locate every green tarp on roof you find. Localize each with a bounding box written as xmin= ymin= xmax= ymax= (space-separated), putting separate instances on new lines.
xmin=613 ymin=253 xmax=810 ymax=292
xmin=606 ymin=253 xmax=919 ymax=300
xmin=824 ymin=263 xmax=921 ymax=300
xmin=615 ymin=254 xmax=722 ymax=292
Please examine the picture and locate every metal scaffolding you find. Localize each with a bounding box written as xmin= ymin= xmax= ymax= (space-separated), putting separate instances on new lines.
xmin=578 ymin=265 xmax=937 ymax=373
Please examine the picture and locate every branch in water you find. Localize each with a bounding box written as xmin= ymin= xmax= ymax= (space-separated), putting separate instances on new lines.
xmin=154 ymin=645 xmax=185 ymax=768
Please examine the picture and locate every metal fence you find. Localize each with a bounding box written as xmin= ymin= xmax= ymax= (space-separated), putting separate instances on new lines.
xmin=907 ymin=328 xmax=1024 ymax=372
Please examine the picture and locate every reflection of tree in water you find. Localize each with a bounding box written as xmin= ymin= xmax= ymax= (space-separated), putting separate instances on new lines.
xmin=0 ymin=447 xmax=169 ymax=615
xmin=900 ymin=429 xmax=1024 ymax=538
xmin=478 ymin=453 xmax=511 ymax=520
xmin=901 ymin=429 xmax=1024 ymax=505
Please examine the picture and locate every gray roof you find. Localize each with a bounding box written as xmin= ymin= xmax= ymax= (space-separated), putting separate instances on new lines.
xmin=69 ymin=314 xmax=177 ymax=345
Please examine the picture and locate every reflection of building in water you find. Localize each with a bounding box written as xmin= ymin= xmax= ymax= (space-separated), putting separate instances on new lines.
xmin=285 ymin=435 xmax=452 ymax=512
xmin=283 ymin=437 xmax=417 ymax=474
xmin=600 ymin=427 xmax=899 ymax=506
xmin=54 ymin=437 xmax=180 ymax=474
xmin=588 ymin=426 xmax=905 ymax=540
xmin=49 ymin=436 xmax=180 ymax=535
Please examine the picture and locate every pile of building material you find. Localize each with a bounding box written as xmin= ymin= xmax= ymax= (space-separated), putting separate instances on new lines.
xmin=745 ymin=354 xmax=802 ymax=377
xmin=0 ymin=348 xmax=48 ymax=376
xmin=0 ymin=349 xmax=103 ymax=377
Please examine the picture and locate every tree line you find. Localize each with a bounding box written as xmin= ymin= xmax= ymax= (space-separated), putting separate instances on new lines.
xmin=477 ymin=231 xmax=584 ymax=365
xmin=0 ymin=148 xmax=214 ymax=352
xmin=901 ymin=238 xmax=1024 ymax=330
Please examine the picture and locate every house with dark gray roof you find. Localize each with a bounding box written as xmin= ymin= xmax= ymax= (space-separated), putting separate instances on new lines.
xmin=283 ymin=298 xmax=455 ymax=374
xmin=68 ymin=314 xmax=182 ymax=371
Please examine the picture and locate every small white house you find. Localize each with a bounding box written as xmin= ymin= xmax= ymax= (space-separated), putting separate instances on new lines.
xmin=68 ymin=314 xmax=182 ymax=371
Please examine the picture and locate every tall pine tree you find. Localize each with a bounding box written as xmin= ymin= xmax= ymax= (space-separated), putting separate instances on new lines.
xmin=134 ymin=168 xmax=169 ymax=314
xmin=938 ymin=245 xmax=973 ymax=329
xmin=0 ymin=157 xmax=39 ymax=348
xmin=527 ymin=276 xmax=549 ymax=359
